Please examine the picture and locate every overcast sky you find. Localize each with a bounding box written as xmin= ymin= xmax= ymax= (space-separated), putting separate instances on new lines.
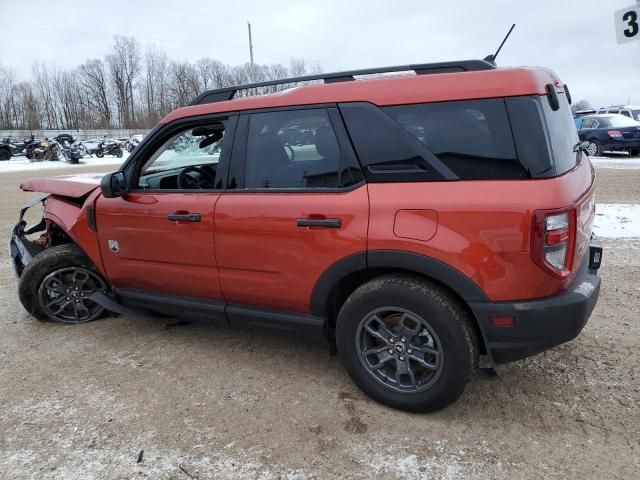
xmin=1 ymin=0 xmax=639 ymax=108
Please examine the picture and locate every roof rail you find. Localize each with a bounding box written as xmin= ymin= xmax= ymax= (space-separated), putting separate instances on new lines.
xmin=189 ymin=59 xmax=496 ymax=106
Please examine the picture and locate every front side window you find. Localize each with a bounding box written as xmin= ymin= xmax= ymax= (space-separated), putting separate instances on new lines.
xmin=244 ymin=109 xmax=347 ymax=189
xmin=138 ymin=122 xmax=226 ymax=189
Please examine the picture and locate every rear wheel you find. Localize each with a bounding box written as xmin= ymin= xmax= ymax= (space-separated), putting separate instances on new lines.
xmin=0 ymin=148 xmax=10 ymax=161
xmin=114 ymin=148 xmax=123 ymax=158
xmin=630 ymin=148 xmax=640 ymax=157
xmin=336 ymin=274 xmax=476 ymax=412
xmin=96 ymin=150 xmax=104 ymax=158
xmin=586 ymin=139 xmax=602 ymax=157
xmin=18 ymin=244 xmax=108 ymax=323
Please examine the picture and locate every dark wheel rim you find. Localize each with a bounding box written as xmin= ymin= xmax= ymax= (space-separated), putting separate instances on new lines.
xmin=586 ymin=141 xmax=598 ymax=156
xmin=356 ymin=307 xmax=444 ymax=393
xmin=38 ymin=267 xmax=107 ymax=323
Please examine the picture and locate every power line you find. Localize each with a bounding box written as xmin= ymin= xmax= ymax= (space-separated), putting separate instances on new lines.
xmin=0 ymin=24 xmax=247 ymax=50
xmin=128 ymin=0 xmax=376 ymax=61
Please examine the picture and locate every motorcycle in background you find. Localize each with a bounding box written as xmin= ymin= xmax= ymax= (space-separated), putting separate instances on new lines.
xmin=74 ymin=141 xmax=92 ymax=158
xmin=95 ymin=140 xmax=123 ymax=158
xmin=59 ymin=141 xmax=81 ymax=164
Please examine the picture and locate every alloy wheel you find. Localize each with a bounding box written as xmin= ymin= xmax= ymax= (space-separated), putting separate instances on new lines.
xmin=355 ymin=307 xmax=444 ymax=393
xmin=37 ymin=267 xmax=106 ymax=323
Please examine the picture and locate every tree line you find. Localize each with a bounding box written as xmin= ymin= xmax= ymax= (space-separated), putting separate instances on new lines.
xmin=0 ymin=35 xmax=321 ymax=131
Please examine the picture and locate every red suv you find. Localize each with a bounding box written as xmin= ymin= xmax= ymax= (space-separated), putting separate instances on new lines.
xmin=10 ymin=60 xmax=602 ymax=412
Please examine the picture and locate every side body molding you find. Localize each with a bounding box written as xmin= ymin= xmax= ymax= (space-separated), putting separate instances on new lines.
xmin=310 ymin=250 xmax=488 ymax=317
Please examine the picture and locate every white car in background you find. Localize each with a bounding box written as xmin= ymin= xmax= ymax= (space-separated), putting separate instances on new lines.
xmin=597 ymin=105 xmax=640 ymax=121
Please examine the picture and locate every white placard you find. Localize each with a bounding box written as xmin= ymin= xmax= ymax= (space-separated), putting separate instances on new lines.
xmin=615 ymin=4 xmax=640 ymax=44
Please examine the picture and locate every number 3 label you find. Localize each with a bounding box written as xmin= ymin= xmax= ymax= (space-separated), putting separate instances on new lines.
xmin=615 ymin=5 xmax=640 ymax=44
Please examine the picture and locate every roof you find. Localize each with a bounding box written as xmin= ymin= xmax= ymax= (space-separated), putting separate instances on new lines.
xmin=161 ymin=65 xmax=562 ymax=124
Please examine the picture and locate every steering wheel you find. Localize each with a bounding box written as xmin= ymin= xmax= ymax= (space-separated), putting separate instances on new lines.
xmin=177 ymin=166 xmax=216 ymax=189
xmin=284 ymin=144 xmax=296 ymax=161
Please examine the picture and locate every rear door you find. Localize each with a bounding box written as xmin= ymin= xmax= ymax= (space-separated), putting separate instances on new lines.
xmin=96 ymin=116 xmax=235 ymax=301
xmin=214 ymin=106 xmax=368 ymax=315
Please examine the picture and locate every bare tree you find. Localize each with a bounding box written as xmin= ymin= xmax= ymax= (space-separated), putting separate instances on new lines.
xmin=106 ymin=36 xmax=141 ymax=127
xmin=141 ymin=46 xmax=169 ymax=126
xmin=197 ymin=58 xmax=230 ymax=90
xmin=1 ymin=44 xmax=322 ymax=129
xmin=571 ymin=99 xmax=593 ymax=113
xmin=0 ymin=64 xmax=16 ymax=129
xmin=79 ymin=59 xmax=112 ymax=128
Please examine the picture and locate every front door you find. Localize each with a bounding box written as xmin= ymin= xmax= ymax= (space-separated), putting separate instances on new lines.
xmin=214 ymin=107 xmax=368 ymax=314
xmin=96 ymin=118 xmax=234 ymax=300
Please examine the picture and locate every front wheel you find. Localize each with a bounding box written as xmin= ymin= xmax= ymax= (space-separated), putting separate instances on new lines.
xmin=113 ymin=148 xmax=123 ymax=158
xmin=0 ymin=148 xmax=10 ymax=161
xmin=336 ymin=274 xmax=476 ymax=412
xmin=96 ymin=150 xmax=104 ymax=158
xmin=18 ymin=244 xmax=108 ymax=323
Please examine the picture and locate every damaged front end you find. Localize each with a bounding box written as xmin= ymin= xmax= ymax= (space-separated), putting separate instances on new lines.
xmin=9 ymin=194 xmax=52 ymax=277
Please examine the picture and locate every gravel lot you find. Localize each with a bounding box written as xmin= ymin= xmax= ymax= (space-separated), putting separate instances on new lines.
xmin=0 ymin=163 xmax=638 ymax=479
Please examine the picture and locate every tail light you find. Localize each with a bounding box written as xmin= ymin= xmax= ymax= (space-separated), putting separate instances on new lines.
xmin=531 ymin=208 xmax=577 ymax=278
xmin=607 ymin=130 xmax=623 ymax=138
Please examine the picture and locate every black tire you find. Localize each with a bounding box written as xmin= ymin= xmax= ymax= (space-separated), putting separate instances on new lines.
xmin=18 ymin=244 xmax=108 ymax=323
xmin=586 ymin=139 xmax=602 ymax=157
xmin=336 ymin=274 xmax=477 ymax=412
xmin=114 ymin=148 xmax=123 ymax=158
xmin=630 ymin=148 xmax=640 ymax=157
xmin=0 ymin=148 xmax=10 ymax=161
xmin=96 ymin=151 xmax=104 ymax=158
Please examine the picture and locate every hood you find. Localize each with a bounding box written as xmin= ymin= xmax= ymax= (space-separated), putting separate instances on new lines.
xmin=20 ymin=173 xmax=105 ymax=198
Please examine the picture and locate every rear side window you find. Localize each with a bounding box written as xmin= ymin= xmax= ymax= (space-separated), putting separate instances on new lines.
xmin=340 ymin=99 xmax=530 ymax=181
xmin=383 ymin=99 xmax=526 ymax=180
xmin=540 ymin=92 xmax=579 ymax=175
xmin=244 ymin=109 xmax=350 ymax=189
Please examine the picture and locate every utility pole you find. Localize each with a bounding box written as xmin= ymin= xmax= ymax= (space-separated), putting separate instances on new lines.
xmin=247 ymin=21 xmax=255 ymax=83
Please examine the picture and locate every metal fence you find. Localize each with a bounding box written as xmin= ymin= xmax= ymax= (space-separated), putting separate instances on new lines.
xmin=0 ymin=129 xmax=150 ymax=141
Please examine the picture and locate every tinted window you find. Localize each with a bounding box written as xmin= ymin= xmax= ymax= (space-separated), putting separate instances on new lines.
xmin=244 ymin=109 xmax=349 ymax=189
xmin=339 ymin=103 xmax=449 ymax=182
xmin=540 ymin=93 xmax=579 ymax=175
xmin=383 ymin=99 xmax=526 ymax=180
xmin=620 ymin=110 xmax=631 ymax=117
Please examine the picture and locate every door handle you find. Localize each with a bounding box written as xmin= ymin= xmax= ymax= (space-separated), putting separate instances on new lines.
xmin=296 ymin=218 xmax=342 ymax=228
xmin=167 ymin=213 xmax=201 ymax=222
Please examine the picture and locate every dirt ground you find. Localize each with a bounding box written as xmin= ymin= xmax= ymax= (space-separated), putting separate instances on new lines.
xmin=0 ymin=163 xmax=638 ymax=479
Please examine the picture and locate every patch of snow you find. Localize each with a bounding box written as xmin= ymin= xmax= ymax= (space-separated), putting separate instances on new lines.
xmin=594 ymin=203 xmax=640 ymax=238
xmin=590 ymin=156 xmax=640 ymax=170
xmin=0 ymin=153 xmax=127 ymax=174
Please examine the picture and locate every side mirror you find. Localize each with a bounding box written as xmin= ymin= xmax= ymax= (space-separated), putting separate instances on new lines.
xmin=100 ymin=171 xmax=127 ymax=198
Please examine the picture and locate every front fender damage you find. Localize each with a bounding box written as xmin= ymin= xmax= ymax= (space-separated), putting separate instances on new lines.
xmin=9 ymin=194 xmax=50 ymax=276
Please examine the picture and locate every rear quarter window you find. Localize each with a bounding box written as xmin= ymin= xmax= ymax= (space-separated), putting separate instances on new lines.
xmin=383 ymin=99 xmax=527 ymax=180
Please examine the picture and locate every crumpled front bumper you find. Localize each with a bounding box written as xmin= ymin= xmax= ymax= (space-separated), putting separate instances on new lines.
xmin=8 ymin=194 xmax=49 ymax=277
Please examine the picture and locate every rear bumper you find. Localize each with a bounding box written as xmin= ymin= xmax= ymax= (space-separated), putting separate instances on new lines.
xmin=470 ymin=238 xmax=602 ymax=364
xmin=602 ymin=138 xmax=640 ymax=151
